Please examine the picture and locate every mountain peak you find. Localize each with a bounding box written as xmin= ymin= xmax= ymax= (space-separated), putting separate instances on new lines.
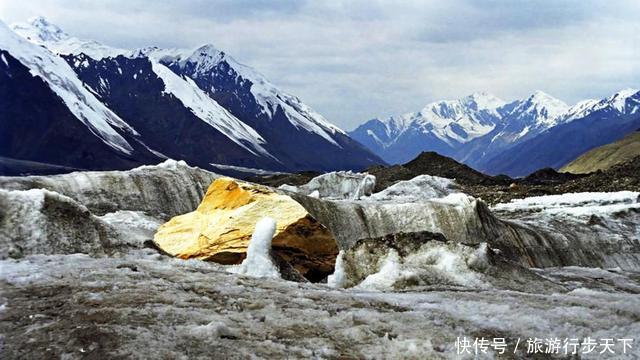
xmin=507 ymin=91 xmax=568 ymax=126
xmin=527 ymin=90 xmax=563 ymax=103
xmin=183 ymin=44 xmax=227 ymax=67
xmin=611 ymin=88 xmax=639 ymax=100
xmin=12 ymin=16 xmax=126 ymax=60
xmin=463 ymin=92 xmax=505 ymax=110
xmin=13 ymin=16 xmax=69 ymax=43
xmin=195 ymin=44 xmax=222 ymax=55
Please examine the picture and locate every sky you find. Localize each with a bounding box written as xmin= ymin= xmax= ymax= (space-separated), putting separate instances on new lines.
xmin=1 ymin=0 xmax=639 ymax=130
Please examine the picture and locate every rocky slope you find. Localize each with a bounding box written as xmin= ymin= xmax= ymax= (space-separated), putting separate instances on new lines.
xmin=561 ymin=130 xmax=640 ymax=174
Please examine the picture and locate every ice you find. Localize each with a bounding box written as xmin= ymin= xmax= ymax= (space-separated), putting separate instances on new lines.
xmin=352 ymin=242 xmax=490 ymax=291
xmin=493 ymin=191 xmax=640 ymax=218
xmin=98 ymin=210 xmax=164 ymax=247
xmin=368 ymin=175 xmax=460 ymax=202
xmin=1 ymin=159 xmax=639 ymax=357
xmin=2 ymin=250 xmax=638 ymax=358
xmin=355 ymin=250 xmax=412 ymax=291
xmin=0 ymin=188 xmax=47 ymax=257
xmin=0 ymin=160 xmax=219 ymax=218
xmin=229 ymin=217 xmax=281 ymax=279
xmin=279 ymin=171 xmax=376 ymax=200
xmin=327 ymin=251 xmax=347 ymax=288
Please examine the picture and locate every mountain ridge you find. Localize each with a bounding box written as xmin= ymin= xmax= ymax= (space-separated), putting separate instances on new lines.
xmin=350 ymin=88 xmax=640 ymax=176
xmin=1 ymin=17 xmax=385 ymax=175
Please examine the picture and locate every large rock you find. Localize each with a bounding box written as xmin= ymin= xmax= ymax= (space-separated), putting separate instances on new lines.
xmin=154 ymin=177 xmax=338 ymax=281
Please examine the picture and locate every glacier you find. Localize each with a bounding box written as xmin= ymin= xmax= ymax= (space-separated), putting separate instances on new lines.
xmin=0 ymin=154 xmax=639 ymax=359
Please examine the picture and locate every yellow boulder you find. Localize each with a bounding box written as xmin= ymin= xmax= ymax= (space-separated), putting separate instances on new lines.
xmin=153 ymin=177 xmax=338 ymax=280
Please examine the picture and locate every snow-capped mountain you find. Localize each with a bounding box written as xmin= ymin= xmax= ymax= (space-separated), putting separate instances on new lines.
xmin=0 ymin=19 xmax=163 ymax=172
xmin=1 ymin=17 xmax=383 ymax=175
xmin=161 ymin=44 xmax=345 ymax=144
xmin=350 ymin=92 xmax=507 ymax=164
xmin=480 ymin=88 xmax=640 ymax=176
xmin=456 ymin=91 xmax=570 ymax=166
xmin=154 ymin=44 xmax=378 ymax=171
xmin=561 ymin=88 xmax=639 ymax=121
xmin=12 ymin=16 xmax=127 ymax=59
xmin=351 ymin=89 xmax=640 ymax=176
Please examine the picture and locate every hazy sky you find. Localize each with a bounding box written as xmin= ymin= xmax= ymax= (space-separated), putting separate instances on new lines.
xmin=1 ymin=0 xmax=639 ymax=130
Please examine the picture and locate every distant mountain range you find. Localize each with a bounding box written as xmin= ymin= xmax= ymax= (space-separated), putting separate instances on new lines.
xmin=350 ymin=89 xmax=640 ymax=176
xmin=0 ymin=17 xmax=383 ymax=175
xmin=3 ymin=17 xmax=639 ymax=178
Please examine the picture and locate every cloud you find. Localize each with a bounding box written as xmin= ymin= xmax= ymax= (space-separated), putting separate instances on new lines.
xmin=1 ymin=0 xmax=639 ymax=130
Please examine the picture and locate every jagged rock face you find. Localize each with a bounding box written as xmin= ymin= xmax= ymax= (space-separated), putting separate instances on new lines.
xmin=154 ymin=177 xmax=339 ymax=280
xmin=0 ymin=160 xmax=218 ymax=219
